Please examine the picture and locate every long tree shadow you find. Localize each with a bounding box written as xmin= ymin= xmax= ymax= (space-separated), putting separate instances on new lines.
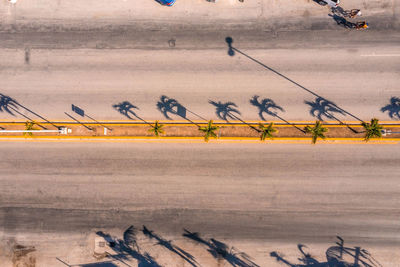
xmin=381 ymin=97 xmax=400 ymax=120
xmin=142 ymin=226 xmax=198 ymax=267
xmin=96 ymin=226 xmax=161 ymax=267
xmin=270 ymin=236 xmax=382 ymax=267
xmin=183 ymin=229 xmax=260 ymax=267
xmin=304 ymin=97 xmax=359 ymax=133
xmin=156 ymin=95 xmax=206 ymax=126
xmin=0 ymin=93 xmax=60 ymax=129
xmin=250 ymin=96 xmax=305 ymax=133
xmin=224 ymin=38 xmax=363 ymax=123
xmin=113 ymin=101 xmax=153 ymax=127
xmin=209 ymin=100 xmax=260 ymax=132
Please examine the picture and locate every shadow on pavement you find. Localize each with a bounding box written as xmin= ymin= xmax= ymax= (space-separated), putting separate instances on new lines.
xmin=381 ymin=97 xmax=400 ymax=120
xmin=183 ymin=229 xmax=260 ymax=267
xmin=0 ymin=93 xmax=61 ymax=129
xmin=270 ymin=236 xmax=382 ymax=267
xmin=224 ymin=37 xmax=364 ymax=123
xmin=304 ymin=97 xmax=359 ymax=133
xmin=142 ymin=225 xmax=198 ymax=267
xmin=250 ymin=95 xmax=305 ymax=133
xmin=209 ymin=99 xmax=260 ymax=132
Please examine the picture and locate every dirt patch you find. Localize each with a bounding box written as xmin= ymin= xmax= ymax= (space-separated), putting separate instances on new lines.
xmin=12 ymin=244 xmax=36 ymax=267
xmin=0 ymin=122 xmax=399 ymax=140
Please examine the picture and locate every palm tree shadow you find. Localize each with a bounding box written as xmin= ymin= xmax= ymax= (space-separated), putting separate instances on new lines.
xmin=0 ymin=93 xmax=61 ymax=129
xmin=156 ymin=95 xmax=206 ymax=126
xmin=113 ymin=101 xmax=140 ymax=120
xmin=142 ymin=226 xmax=198 ymax=267
xmin=225 ymin=37 xmax=363 ymax=123
xmin=113 ymin=101 xmax=154 ymax=127
xmin=304 ymin=97 xmax=359 ymax=133
xmin=209 ymin=100 xmax=260 ymax=132
xmin=250 ymin=96 xmax=305 ymax=133
xmin=0 ymin=93 xmax=18 ymax=116
xmin=270 ymin=236 xmax=382 ymax=267
xmin=381 ymin=97 xmax=400 ymax=120
xmin=208 ymin=100 xmax=241 ymax=121
xmin=183 ymin=229 xmax=259 ymax=267
xmin=250 ymin=95 xmax=284 ymax=121
xmin=96 ymin=226 xmax=161 ymax=267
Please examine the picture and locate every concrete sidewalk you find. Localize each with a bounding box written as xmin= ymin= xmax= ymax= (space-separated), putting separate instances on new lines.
xmin=1 ymin=0 xmax=399 ymax=30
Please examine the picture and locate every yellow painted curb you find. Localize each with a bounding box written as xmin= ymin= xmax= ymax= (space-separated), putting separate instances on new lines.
xmin=1 ymin=120 xmax=400 ymax=127
xmin=0 ymin=136 xmax=398 ymax=144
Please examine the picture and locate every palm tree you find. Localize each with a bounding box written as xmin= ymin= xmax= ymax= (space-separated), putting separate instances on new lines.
xmin=24 ymin=121 xmax=37 ymax=137
xmin=258 ymin=122 xmax=277 ymax=141
xmin=361 ymin=118 xmax=383 ymax=141
xmin=304 ymin=121 xmax=328 ymax=144
xmin=198 ymin=120 xmax=219 ymax=142
xmin=148 ymin=121 xmax=165 ymax=137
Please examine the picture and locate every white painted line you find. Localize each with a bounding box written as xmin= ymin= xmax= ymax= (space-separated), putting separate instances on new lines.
xmin=360 ymin=54 xmax=400 ymax=57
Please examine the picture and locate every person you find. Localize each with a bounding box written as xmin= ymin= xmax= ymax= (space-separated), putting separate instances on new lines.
xmin=355 ymin=21 xmax=368 ymax=30
xmin=8 ymin=0 xmax=17 ymax=3
xmin=349 ymin=9 xmax=362 ymax=18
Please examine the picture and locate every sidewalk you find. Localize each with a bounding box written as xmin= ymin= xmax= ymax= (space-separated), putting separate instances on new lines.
xmin=1 ymin=0 xmax=398 ymax=30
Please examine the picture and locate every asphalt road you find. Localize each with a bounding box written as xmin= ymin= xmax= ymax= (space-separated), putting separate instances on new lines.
xmin=0 ymin=142 xmax=399 ymax=266
xmin=0 ymin=41 xmax=399 ymax=123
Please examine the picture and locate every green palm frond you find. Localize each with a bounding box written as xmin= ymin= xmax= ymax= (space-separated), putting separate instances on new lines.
xmin=304 ymin=121 xmax=328 ymax=144
xmin=24 ymin=121 xmax=38 ymax=137
xmin=199 ymin=120 xmax=219 ymax=142
xmin=258 ymin=122 xmax=277 ymax=141
xmin=361 ymin=118 xmax=382 ymax=141
xmin=148 ymin=121 xmax=165 ymax=137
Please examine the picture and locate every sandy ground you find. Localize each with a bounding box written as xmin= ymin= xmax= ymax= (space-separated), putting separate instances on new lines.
xmin=0 ymin=142 xmax=399 ymax=266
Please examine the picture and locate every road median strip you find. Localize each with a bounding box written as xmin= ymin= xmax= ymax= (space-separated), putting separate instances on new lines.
xmin=0 ymin=119 xmax=399 ymax=144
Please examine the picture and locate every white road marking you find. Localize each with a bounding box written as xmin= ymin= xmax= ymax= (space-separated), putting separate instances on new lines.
xmin=360 ymin=54 xmax=400 ymax=57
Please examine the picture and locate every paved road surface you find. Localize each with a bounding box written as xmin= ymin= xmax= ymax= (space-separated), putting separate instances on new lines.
xmin=0 ymin=142 xmax=399 ymax=266
xmin=1 ymin=43 xmax=399 ymax=123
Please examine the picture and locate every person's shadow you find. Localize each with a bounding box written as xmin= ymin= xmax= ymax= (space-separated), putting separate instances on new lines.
xmin=329 ymin=14 xmax=355 ymax=29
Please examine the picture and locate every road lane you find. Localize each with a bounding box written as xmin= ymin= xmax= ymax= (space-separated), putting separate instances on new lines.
xmin=0 ymin=46 xmax=399 ymax=123
xmin=0 ymin=142 xmax=399 ymax=265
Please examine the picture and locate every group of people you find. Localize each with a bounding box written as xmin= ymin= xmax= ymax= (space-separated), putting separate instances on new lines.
xmin=330 ymin=6 xmax=369 ymax=30
xmin=347 ymin=9 xmax=369 ymax=29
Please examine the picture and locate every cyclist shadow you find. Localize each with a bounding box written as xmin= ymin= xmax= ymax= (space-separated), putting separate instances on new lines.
xmin=329 ymin=14 xmax=355 ymax=29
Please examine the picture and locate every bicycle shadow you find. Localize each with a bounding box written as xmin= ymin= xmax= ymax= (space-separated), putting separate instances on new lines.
xmin=329 ymin=14 xmax=355 ymax=29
